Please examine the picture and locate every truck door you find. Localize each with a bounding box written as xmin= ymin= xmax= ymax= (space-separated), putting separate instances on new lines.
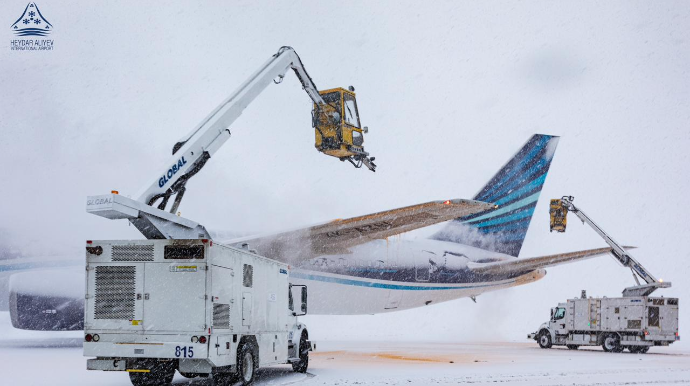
xmin=142 ymin=263 xmax=207 ymax=332
xmin=242 ymin=293 xmax=253 ymax=326
xmin=241 ymin=263 xmax=254 ymax=326
xmin=589 ymin=299 xmax=601 ymax=329
xmin=85 ymin=263 xmax=145 ymax=331
xmin=212 ymin=265 xmax=234 ymax=356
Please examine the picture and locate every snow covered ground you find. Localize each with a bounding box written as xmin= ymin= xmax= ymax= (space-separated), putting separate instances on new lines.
xmin=2 ymin=312 xmax=688 ymax=386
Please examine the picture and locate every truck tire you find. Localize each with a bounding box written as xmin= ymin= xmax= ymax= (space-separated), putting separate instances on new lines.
xmin=538 ymin=331 xmax=552 ymax=349
xmin=566 ymin=345 xmax=579 ymax=350
xmin=292 ymin=332 xmax=309 ymax=373
xmin=602 ymin=334 xmax=623 ymax=353
xmin=128 ymin=360 xmax=175 ymax=386
xmin=628 ymin=346 xmax=650 ymax=354
xmin=237 ymin=343 xmax=257 ymax=385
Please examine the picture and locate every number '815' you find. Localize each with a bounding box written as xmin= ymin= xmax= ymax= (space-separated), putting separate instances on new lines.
xmin=175 ymin=346 xmax=194 ymax=358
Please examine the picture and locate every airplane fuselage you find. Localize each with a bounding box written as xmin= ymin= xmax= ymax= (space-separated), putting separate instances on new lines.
xmin=288 ymin=238 xmax=546 ymax=314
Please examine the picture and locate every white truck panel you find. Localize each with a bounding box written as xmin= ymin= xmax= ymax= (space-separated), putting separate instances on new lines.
xmin=530 ymin=295 xmax=679 ymax=351
xmin=84 ymin=239 xmax=309 ymax=380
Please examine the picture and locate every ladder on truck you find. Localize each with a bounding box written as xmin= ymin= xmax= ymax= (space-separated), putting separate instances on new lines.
xmin=550 ymin=196 xmax=671 ymax=297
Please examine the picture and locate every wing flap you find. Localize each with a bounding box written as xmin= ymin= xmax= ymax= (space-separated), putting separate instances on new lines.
xmin=467 ymin=246 xmax=622 ymax=275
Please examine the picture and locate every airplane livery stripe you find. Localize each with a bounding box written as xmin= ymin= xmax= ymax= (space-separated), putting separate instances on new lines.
xmin=472 ymin=204 xmax=537 ymax=228
xmin=474 ymin=135 xmax=551 ymax=201
xmin=476 ymin=218 xmax=532 ymax=233
xmin=486 ymin=159 xmax=549 ymax=203
xmin=480 ymin=141 xmax=552 ymax=203
xmin=430 ymin=134 xmax=559 ymax=257
xmin=290 ymin=271 xmax=514 ymax=291
xmin=464 ymin=192 xmax=541 ymax=224
xmin=473 ymin=135 xmax=548 ymax=200
xmin=493 ymin=172 xmax=548 ymax=206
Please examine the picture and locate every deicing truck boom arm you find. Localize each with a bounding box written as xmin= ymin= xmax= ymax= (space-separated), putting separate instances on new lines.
xmin=138 ymin=46 xmax=370 ymax=214
xmin=557 ymin=196 xmax=670 ymax=296
xmin=87 ymin=47 xmax=375 ymax=240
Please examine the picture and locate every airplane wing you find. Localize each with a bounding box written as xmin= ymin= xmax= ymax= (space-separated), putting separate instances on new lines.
xmin=466 ymin=246 xmax=633 ymax=275
xmin=238 ymin=199 xmax=497 ymax=263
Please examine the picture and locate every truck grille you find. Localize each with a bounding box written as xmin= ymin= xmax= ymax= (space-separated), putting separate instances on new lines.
xmin=112 ymin=245 xmax=154 ymax=261
xmin=213 ymin=304 xmax=230 ymax=329
xmin=94 ymin=266 xmax=136 ymax=320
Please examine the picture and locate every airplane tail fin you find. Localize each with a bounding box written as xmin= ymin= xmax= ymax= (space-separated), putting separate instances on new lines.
xmin=431 ymin=134 xmax=560 ymax=257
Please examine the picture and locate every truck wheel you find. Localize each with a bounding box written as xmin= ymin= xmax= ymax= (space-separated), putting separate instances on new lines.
xmin=128 ymin=360 xmax=175 ymax=386
xmin=179 ymin=372 xmax=199 ymax=378
xmin=237 ymin=343 xmax=257 ymax=385
xmin=292 ymin=332 xmax=309 ymax=373
xmin=602 ymin=334 xmax=622 ymax=353
xmin=538 ymin=332 xmax=552 ymax=349
xmin=566 ymin=345 xmax=579 ymax=350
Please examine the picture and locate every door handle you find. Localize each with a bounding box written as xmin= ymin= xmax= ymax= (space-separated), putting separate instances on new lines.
xmin=144 ymin=293 xmax=150 ymax=300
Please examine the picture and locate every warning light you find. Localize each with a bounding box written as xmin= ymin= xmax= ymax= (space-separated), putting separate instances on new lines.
xmin=111 ymin=190 xmax=119 ymax=195
xmin=443 ymin=200 xmax=451 ymax=205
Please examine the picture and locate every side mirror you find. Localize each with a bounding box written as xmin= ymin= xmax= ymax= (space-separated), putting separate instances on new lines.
xmin=300 ymin=286 xmax=308 ymax=314
xmin=290 ymin=284 xmax=307 ymax=316
xmin=362 ymin=126 xmax=369 ymax=133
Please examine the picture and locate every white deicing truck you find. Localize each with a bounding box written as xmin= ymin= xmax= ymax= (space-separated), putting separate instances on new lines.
xmin=530 ymin=196 xmax=680 ymax=353
xmin=529 ymin=291 xmax=679 ymax=352
xmin=84 ymin=239 xmax=311 ymax=385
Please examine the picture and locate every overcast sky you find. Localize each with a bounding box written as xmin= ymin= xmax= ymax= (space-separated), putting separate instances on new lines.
xmin=1 ymin=1 xmax=689 ymax=344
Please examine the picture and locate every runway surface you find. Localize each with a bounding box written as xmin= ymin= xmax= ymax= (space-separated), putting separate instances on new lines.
xmin=1 ymin=313 xmax=688 ymax=385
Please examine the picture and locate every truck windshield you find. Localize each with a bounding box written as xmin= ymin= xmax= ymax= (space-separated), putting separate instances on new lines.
xmin=553 ymin=307 xmax=566 ymax=320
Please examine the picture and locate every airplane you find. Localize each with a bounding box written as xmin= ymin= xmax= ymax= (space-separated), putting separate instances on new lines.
xmin=227 ymin=134 xmax=615 ymax=314
xmin=6 ymin=134 xmax=618 ymax=329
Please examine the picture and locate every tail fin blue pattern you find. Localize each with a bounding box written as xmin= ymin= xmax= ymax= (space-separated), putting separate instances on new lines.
xmin=431 ymin=134 xmax=559 ymax=257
